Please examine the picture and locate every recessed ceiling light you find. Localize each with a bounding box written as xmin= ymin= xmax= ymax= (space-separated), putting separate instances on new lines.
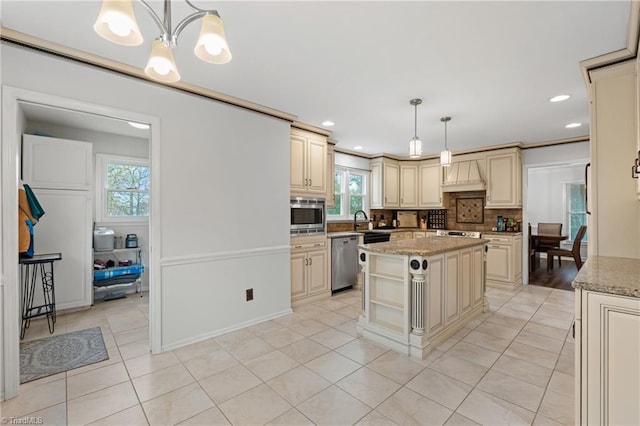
xmin=321 ymin=121 xmax=335 ymax=127
xmin=565 ymin=122 xmax=582 ymax=128
xmin=129 ymin=121 xmax=150 ymax=129
xmin=354 ymin=146 xmax=363 ymax=150
xmin=549 ymin=94 xmax=571 ymax=103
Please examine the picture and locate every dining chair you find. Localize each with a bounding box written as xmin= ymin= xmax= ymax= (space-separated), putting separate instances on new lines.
xmin=536 ymin=222 xmax=563 ymax=254
xmin=547 ymin=225 xmax=587 ymax=271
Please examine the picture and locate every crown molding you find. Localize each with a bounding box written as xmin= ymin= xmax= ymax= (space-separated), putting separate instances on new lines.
xmin=0 ymin=27 xmax=298 ymax=123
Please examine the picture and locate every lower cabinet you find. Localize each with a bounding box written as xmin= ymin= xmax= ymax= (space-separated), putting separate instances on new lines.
xmin=575 ymin=289 xmax=640 ymax=425
xmin=390 ymin=231 xmax=413 ymax=242
xmin=291 ymin=238 xmax=329 ymax=304
xmin=485 ymin=234 xmax=522 ymax=290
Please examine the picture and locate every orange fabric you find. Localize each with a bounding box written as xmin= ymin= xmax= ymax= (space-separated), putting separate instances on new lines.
xmin=18 ymin=188 xmax=37 ymax=252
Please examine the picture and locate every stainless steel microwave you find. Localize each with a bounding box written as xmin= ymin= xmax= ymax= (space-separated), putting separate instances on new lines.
xmin=291 ymin=197 xmax=325 ymax=236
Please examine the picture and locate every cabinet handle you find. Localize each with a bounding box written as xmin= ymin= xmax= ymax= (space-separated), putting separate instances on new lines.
xmin=309 ymin=179 xmax=312 ymax=186
xmin=585 ymin=162 xmax=591 ymax=215
xmin=305 ymin=258 xmax=308 ymax=266
xmin=309 ymin=257 xmax=312 ymax=265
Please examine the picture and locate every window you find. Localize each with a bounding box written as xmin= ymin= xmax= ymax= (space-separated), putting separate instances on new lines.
xmin=565 ymin=182 xmax=587 ymax=242
xmin=96 ymin=154 xmax=149 ymax=222
xmin=327 ymin=167 xmax=369 ymax=220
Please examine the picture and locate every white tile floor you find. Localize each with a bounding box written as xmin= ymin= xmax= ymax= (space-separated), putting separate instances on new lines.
xmin=2 ymin=285 xmax=576 ymax=425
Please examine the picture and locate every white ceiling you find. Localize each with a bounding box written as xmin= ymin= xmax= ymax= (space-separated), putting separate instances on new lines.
xmin=1 ymin=1 xmax=634 ymax=156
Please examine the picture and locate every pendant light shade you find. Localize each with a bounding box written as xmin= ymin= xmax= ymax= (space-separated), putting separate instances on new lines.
xmin=93 ymin=0 xmax=143 ymax=46
xmin=440 ymin=116 xmax=452 ymax=167
xmin=144 ymin=39 xmax=181 ymax=83
xmin=194 ymin=13 xmax=232 ymax=64
xmin=409 ymin=98 xmax=423 ymax=158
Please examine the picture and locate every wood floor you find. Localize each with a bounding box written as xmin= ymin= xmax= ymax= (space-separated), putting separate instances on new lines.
xmin=528 ymin=257 xmax=577 ymax=291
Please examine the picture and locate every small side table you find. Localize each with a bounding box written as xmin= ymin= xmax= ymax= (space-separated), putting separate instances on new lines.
xmin=19 ymin=253 xmax=62 ymax=340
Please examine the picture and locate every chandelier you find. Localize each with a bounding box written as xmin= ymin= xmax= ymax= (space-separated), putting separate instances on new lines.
xmin=408 ymin=98 xmax=422 ymax=158
xmin=94 ymin=0 xmax=232 ymax=83
xmin=440 ymin=116 xmax=452 ymax=166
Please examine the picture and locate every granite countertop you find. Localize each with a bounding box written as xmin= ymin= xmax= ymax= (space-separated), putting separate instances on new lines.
xmin=572 ymin=256 xmax=640 ymax=298
xmin=327 ymin=232 xmax=362 ymax=238
xmin=483 ymin=231 xmax=523 ymax=236
xmin=360 ymin=236 xmax=488 ymax=256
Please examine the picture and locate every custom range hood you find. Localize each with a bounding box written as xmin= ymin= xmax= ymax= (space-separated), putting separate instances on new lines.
xmin=441 ymin=160 xmax=486 ymax=192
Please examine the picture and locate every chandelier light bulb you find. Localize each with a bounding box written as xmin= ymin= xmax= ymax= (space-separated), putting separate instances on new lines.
xmin=144 ymin=39 xmax=180 ymax=83
xmin=94 ymin=0 xmax=143 ymax=46
xmin=194 ymin=13 xmax=232 ymax=64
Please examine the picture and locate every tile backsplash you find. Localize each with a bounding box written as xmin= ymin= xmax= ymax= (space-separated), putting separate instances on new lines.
xmin=366 ymin=191 xmax=522 ymax=233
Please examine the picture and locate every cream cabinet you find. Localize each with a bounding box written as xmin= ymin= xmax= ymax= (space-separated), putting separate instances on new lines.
xmin=389 ymin=231 xmax=412 ymax=242
xmin=586 ymin=60 xmax=640 ymax=257
xmin=370 ymin=158 xmax=400 ymax=208
xmin=413 ymin=231 xmax=436 ymax=239
xmin=419 ymin=161 xmax=444 ymax=208
xmin=291 ymin=238 xmax=329 ymax=304
xmin=485 ymin=233 xmax=522 ymax=290
xmin=326 ymin=142 xmax=336 ymax=208
xmin=575 ymin=289 xmax=640 ymax=426
xmin=485 ymin=150 xmax=522 ymax=208
xmin=290 ymin=128 xmax=327 ymax=196
xmin=399 ymin=163 xmax=418 ymax=208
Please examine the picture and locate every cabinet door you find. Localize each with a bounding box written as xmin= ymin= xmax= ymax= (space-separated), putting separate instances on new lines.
xmin=419 ymin=162 xmax=443 ymax=208
xmin=307 ymin=249 xmax=328 ymax=296
xmin=400 ymin=164 xmax=418 ymax=207
xmin=23 ymin=134 xmax=93 ymax=190
xmin=290 ymin=252 xmax=308 ymax=301
xmin=370 ymin=162 xmax=383 ymax=208
xmin=513 ymin=236 xmax=522 ymax=282
xmin=306 ymin=136 xmax=327 ymax=194
xmin=486 ymin=153 xmax=519 ymax=208
xmin=290 ymin=135 xmax=307 ymax=192
xmin=30 ymin=189 xmax=92 ymax=310
xmin=445 ymin=251 xmax=460 ymax=326
xmin=460 ymin=248 xmax=473 ymax=314
xmin=426 ymin=255 xmax=444 ymax=336
xmin=585 ymin=292 xmax=640 ymax=426
xmin=472 ymin=245 xmax=485 ymax=307
xmin=486 ymin=244 xmax=510 ymax=282
xmin=383 ymin=163 xmax=400 ymax=207
xmin=326 ymin=144 xmax=335 ymax=207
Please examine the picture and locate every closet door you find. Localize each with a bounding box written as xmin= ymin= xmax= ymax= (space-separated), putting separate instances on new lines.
xmin=30 ymin=189 xmax=93 ymax=309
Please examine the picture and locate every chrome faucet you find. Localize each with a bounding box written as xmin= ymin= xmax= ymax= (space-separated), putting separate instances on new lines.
xmin=353 ymin=210 xmax=368 ymax=231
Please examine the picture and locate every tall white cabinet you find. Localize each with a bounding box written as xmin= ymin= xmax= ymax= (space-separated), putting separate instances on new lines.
xmin=22 ymin=134 xmax=93 ymax=310
xmin=585 ymin=59 xmax=640 ymax=258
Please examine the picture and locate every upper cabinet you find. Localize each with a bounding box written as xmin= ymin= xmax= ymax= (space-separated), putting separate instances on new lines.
xmin=22 ymin=134 xmax=93 ymax=191
xmin=371 ymin=158 xmax=399 ymax=208
xmin=291 ymin=128 xmax=327 ymax=196
xmin=485 ymin=149 xmax=522 ymax=209
xmin=586 ymin=60 xmax=639 ymax=258
xmin=399 ymin=163 xmax=418 ymax=208
xmin=326 ymin=142 xmax=336 ymax=208
xmin=419 ymin=160 xmax=444 ymax=208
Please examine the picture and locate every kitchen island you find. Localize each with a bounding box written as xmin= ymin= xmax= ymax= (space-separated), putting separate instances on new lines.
xmin=357 ymin=237 xmax=488 ymax=361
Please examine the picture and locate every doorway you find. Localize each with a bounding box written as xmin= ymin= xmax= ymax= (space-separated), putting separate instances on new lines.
xmin=2 ymin=87 xmax=161 ymax=400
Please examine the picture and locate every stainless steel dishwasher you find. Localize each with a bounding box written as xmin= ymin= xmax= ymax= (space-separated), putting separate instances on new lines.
xmin=331 ymin=235 xmax=359 ymax=293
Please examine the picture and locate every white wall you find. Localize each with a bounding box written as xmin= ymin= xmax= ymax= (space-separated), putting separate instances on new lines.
xmin=335 ymin=152 xmax=370 ymax=170
xmin=527 ymin=164 xmax=585 ymax=233
xmin=523 ymin=141 xmax=590 ymax=165
xmin=2 ymin=44 xmax=291 ymax=356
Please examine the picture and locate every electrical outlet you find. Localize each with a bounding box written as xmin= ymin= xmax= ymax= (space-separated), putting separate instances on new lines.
xmin=246 ymin=288 xmax=254 ymax=301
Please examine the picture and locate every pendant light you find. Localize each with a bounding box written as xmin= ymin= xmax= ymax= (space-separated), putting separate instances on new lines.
xmin=440 ymin=116 xmax=452 ymax=167
xmin=409 ymin=98 xmax=423 ymax=158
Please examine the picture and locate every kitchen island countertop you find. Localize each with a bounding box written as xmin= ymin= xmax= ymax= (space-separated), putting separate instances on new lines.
xmin=360 ymin=236 xmax=487 ymax=256
xmin=572 ymin=256 xmax=640 ymax=298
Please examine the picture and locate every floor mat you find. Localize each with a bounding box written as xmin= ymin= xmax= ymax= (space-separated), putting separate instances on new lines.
xmin=20 ymin=327 xmax=109 ymax=383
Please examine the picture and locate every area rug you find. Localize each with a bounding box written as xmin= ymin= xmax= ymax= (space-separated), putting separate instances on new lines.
xmin=20 ymin=327 xmax=109 ymax=383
